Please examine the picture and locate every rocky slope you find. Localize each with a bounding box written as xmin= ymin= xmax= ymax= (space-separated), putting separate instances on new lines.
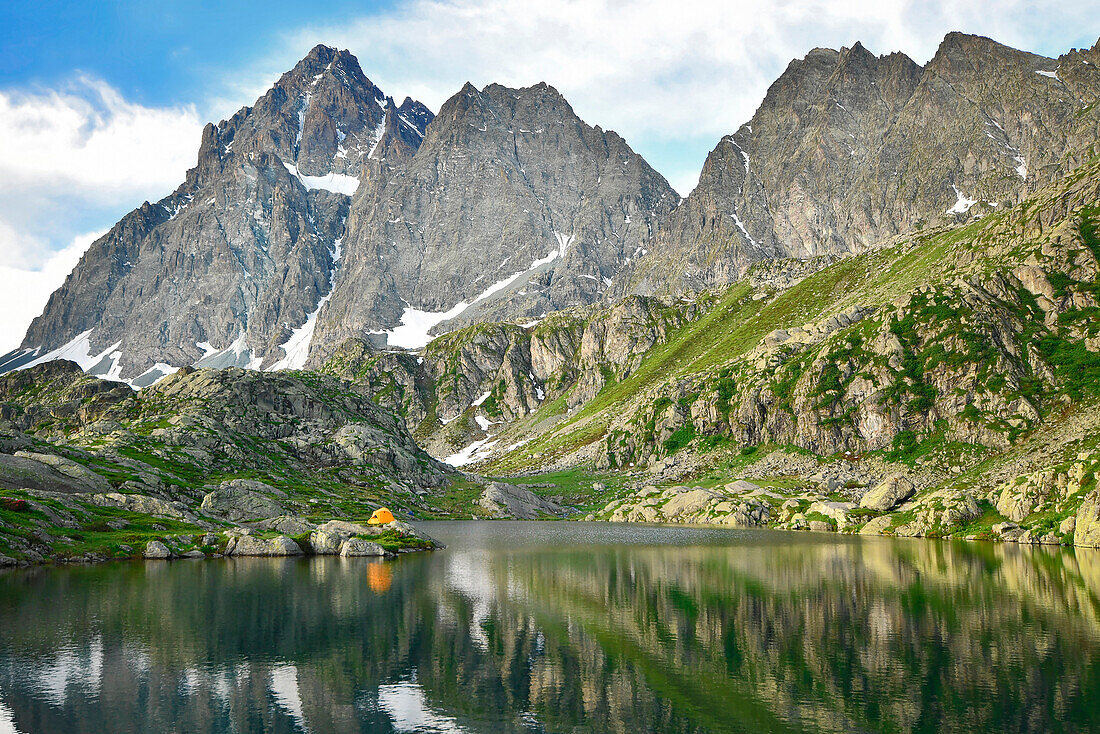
xmin=337 ymin=148 xmax=1100 ymax=548
xmin=615 ymin=32 xmax=1100 ymax=297
xmin=6 ymin=45 xmax=433 ymax=383
xmin=308 ymin=81 xmax=678 ymax=357
xmin=0 ymin=360 xmax=454 ymax=564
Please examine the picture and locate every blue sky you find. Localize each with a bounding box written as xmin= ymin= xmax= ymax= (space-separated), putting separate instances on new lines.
xmin=1 ymin=0 xmax=1099 ymax=352
xmin=0 ymin=1 xmax=398 ymax=106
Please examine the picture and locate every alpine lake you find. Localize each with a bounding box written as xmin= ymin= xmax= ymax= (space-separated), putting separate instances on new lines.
xmin=1 ymin=521 xmax=1099 ymax=733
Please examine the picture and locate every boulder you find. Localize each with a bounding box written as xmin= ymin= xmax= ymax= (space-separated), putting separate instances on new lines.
xmin=309 ymin=520 xmax=380 ymax=555
xmin=226 ymin=535 xmax=303 ymax=557
xmin=478 ymin=482 xmax=562 ymax=519
xmin=860 ymin=474 xmax=915 ymax=511
xmin=1074 ymin=490 xmax=1100 ymax=548
xmin=859 ymin=516 xmax=893 ymax=535
xmin=143 ymin=540 xmax=171 ymax=559
xmin=808 ymin=501 xmax=856 ymax=529
xmin=200 ymin=481 xmax=286 ymax=522
xmin=339 ymin=538 xmax=387 ymax=556
xmin=251 ymin=515 xmax=317 ymax=536
xmin=662 ymin=488 xmax=723 ymax=517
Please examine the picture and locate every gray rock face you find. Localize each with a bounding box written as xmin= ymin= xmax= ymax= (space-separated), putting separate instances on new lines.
xmin=143 ymin=541 xmax=171 ymax=559
xmin=0 ymin=452 xmax=108 ymax=494
xmin=860 ymin=474 xmax=916 ymax=511
xmin=200 ymin=481 xmax=286 ymax=522
xmin=225 ymin=535 xmax=303 ymax=557
xmin=616 ymin=33 xmax=1100 ymax=298
xmin=309 ymin=81 xmax=678 ymax=358
xmin=12 ymin=451 xmax=112 ymax=492
xmin=477 ymin=482 xmax=563 ymax=519
xmin=15 ymin=45 xmax=433 ymax=380
xmin=1074 ymin=490 xmax=1100 ymax=548
xmin=339 ymin=538 xmax=386 ymax=556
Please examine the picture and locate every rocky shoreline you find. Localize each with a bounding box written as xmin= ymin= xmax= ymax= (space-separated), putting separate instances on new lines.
xmin=0 ymin=516 xmax=440 ymax=569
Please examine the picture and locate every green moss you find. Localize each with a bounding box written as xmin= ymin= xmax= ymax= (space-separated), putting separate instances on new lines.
xmin=663 ymin=424 xmax=697 ymax=454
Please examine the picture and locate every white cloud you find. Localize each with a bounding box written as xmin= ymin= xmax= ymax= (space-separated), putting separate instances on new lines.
xmin=0 ymin=76 xmax=203 ymax=352
xmin=0 ymin=75 xmax=202 ymax=194
xmin=0 ymin=228 xmax=104 ymax=354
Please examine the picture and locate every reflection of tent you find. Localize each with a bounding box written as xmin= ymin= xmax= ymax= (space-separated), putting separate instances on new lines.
xmin=368 ymin=508 xmax=395 ymax=525
xmin=367 ymin=562 xmax=392 ymax=593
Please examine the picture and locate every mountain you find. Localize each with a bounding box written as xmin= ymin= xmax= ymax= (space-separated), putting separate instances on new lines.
xmin=307 ymin=80 xmax=678 ymax=358
xmin=347 ymin=146 xmax=1100 ymax=546
xmin=6 ymin=45 xmax=433 ymax=384
xmin=4 ymin=31 xmax=1100 ymax=558
xmin=615 ymin=33 xmax=1100 ymax=296
xmin=6 ymin=49 xmax=676 ymax=380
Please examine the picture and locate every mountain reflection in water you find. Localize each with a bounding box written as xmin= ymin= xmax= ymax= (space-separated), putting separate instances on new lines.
xmin=1 ymin=521 xmax=1100 ymax=733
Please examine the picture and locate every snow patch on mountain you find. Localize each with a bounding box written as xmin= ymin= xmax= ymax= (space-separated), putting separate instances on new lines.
xmin=372 ymin=239 xmax=573 ymax=349
xmin=282 ymin=161 xmax=360 ymax=195
xmin=443 ymin=436 xmax=497 ymax=467
xmin=194 ymin=334 xmax=261 ymax=370
xmin=272 ymin=238 xmax=344 ymax=370
xmin=946 ymin=186 xmax=977 ymax=214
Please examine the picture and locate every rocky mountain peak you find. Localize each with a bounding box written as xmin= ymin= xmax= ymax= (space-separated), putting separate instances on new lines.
xmin=613 ymin=31 xmax=1100 ymax=301
xmin=10 ymin=47 xmax=435 ymax=382
xmin=308 ymin=79 xmax=679 ymax=357
xmin=927 ymin=31 xmax=1052 ymax=80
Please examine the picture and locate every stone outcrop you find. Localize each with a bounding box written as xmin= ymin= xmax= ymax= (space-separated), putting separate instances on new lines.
xmin=860 ymin=474 xmax=915 ymax=511
xmin=1074 ymin=490 xmax=1100 ymax=548
xmin=225 ymin=535 xmax=303 ymax=557
xmin=477 ymin=482 xmax=563 ymax=519
xmin=200 ymin=480 xmax=287 ymax=522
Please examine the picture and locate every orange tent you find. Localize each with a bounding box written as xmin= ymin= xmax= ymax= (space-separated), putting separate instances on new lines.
xmin=367 ymin=507 xmax=395 ymax=525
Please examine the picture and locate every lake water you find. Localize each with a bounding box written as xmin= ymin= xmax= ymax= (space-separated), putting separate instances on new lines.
xmin=1 ymin=521 xmax=1099 ymax=733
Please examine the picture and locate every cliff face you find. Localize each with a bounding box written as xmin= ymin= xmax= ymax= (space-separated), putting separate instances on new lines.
xmin=12 ymin=34 xmax=1099 ymax=381
xmin=308 ymin=81 xmax=678 ymax=358
xmin=15 ymin=45 xmax=433 ymax=382
xmin=615 ymin=33 xmax=1100 ymax=297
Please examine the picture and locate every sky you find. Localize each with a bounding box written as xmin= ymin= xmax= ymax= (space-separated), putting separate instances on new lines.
xmin=0 ymin=0 xmax=1098 ymax=354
